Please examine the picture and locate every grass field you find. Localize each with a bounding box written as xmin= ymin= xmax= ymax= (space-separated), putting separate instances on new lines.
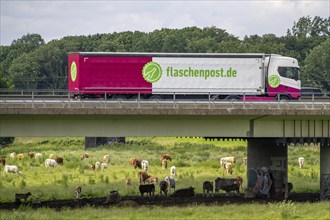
xmin=0 ymin=137 xmax=325 ymax=219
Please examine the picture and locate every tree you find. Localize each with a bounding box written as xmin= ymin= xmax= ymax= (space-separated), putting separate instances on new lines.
xmin=301 ymin=37 xmax=330 ymax=92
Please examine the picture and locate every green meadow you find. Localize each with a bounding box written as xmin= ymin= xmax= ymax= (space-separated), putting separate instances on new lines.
xmin=0 ymin=137 xmax=326 ymax=219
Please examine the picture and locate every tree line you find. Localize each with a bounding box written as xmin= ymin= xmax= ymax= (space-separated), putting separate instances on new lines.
xmin=0 ymin=15 xmax=329 ymax=92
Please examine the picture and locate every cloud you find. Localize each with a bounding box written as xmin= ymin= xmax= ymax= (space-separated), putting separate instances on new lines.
xmin=1 ymin=0 xmax=329 ymax=45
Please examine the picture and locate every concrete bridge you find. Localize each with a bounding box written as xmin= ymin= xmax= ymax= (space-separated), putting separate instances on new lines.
xmin=0 ymin=99 xmax=329 ymax=200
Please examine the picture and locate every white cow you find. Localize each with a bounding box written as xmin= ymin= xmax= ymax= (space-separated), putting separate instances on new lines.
xmin=4 ymin=165 xmax=21 ymax=174
xmin=170 ymin=166 xmax=176 ymax=177
xmin=298 ymin=157 xmax=304 ymax=168
xmin=165 ymin=176 xmax=176 ymax=193
xmin=45 ymin=159 xmax=58 ymax=167
xmin=9 ymin=152 xmax=16 ymax=159
xmin=100 ymin=162 xmax=108 ymax=170
xmin=142 ymin=160 xmax=149 ymax=171
xmin=35 ymin=153 xmax=43 ymax=158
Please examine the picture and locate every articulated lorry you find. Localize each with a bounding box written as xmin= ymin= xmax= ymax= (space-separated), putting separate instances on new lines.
xmin=68 ymin=52 xmax=301 ymax=100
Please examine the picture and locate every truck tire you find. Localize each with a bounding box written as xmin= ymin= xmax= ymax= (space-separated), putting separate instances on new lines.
xmin=149 ymin=95 xmax=163 ymax=101
xmin=225 ymin=96 xmax=240 ymax=101
xmin=113 ymin=95 xmax=127 ymax=101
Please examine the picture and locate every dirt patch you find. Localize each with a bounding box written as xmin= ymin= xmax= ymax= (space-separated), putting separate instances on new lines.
xmin=0 ymin=193 xmax=320 ymax=210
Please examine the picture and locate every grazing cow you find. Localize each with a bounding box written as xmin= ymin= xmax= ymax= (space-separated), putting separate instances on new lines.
xmin=10 ymin=152 xmax=16 ymax=159
xmin=130 ymin=158 xmax=141 ymax=169
xmin=162 ymin=159 xmax=167 ymax=169
xmin=170 ymin=166 xmax=176 ymax=176
xmin=45 ymin=159 xmax=58 ymax=167
xmin=141 ymin=160 xmax=149 ymax=171
xmin=95 ymin=162 xmax=101 ymax=170
xmin=220 ymin=156 xmax=236 ymax=168
xmin=104 ymin=190 xmax=122 ymax=203
xmin=159 ymin=180 xmax=169 ymax=196
xmin=139 ymin=184 xmax=155 ymax=197
xmin=100 ymin=162 xmax=108 ymax=170
xmin=0 ymin=157 xmax=6 ymax=166
xmin=17 ymin=153 xmax=24 ymax=160
xmin=35 ymin=153 xmax=42 ymax=158
xmin=74 ymin=186 xmax=82 ymax=199
xmin=171 ymin=187 xmax=195 ymax=197
xmin=203 ymin=181 xmax=214 ymax=196
xmin=138 ymin=171 xmax=150 ymax=184
xmin=4 ymin=165 xmax=21 ymax=174
xmin=80 ymin=152 xmax=89 ymax=160
xmin=160 ymin=154 xmax=172 ymax=161
xmin=215 ymin=176 xmax=243 ymax=195
xmin=165 ymin=176 xmax=176 ymax=193
xmin=27 ymin=152 xmax=35 ymax=158
xmin=15 ymin=192 xmax=32 ymax=203
xmin=146 ymin=176 xmax=158 ymax=184
xmin=103 ymin=154 xmax=110 ymax=163
xmin=225 ymin=162 xmax=233 ymax=174
xmin=298 ymin=157 xmax=304 ymax=168
xmin=55 ymin=156 xmax=63 ymax=165
xmin=125 ymin=177 xmax=131 ymax=187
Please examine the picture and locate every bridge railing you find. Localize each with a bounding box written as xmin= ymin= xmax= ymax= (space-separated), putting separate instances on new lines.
xmin=0 ymin=89 xmax=329 ymax=110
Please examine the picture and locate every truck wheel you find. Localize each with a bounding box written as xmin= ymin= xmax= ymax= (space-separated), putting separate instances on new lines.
xmin=149 ymin=95 xmax=163 ymax=101
xmin=113 ymin=95 xmax=127 ymax=101
xmin=225 ymin=96 xmax=240 ymax=101
xmin=279 ymin=95 xmax=290 ymax=101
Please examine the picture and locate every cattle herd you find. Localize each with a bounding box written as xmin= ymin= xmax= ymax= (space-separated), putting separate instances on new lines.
xmin=1 ymin=151 xmax=305 ymax=202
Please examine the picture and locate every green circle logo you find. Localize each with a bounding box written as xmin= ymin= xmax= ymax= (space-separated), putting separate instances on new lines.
xmin=71 ymin=61 xmax=77 ymax=82
xmin=268 ymin=75 xmax=280 ymax=88
xmin=142 ymin=62 xmax=162 ymax=83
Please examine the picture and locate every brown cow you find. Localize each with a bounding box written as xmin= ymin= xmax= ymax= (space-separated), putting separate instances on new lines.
xmin=55 ymin=156 xmax=63 ymax=165
xmin=0 ymin=157 xmax=6 ymax=166
xmin=130 ymin=158 xmax=141 ymax=169
xmin=162 ymin=159 xmax=167 ymax=169
xmin=17 ymin=153 xmax=24 ymax=160
xmin=160 ymin=154 xmax=172 ymax=161
xmin=138 ymin=171 xmax=150 ymax=184
xmin=80 ymin=152 xmax=89 ymax=160
xmin=27 ymin=152 xmax=35 ymax=158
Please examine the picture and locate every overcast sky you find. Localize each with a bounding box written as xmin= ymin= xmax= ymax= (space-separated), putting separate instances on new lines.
xmin=1 ymin=0 xmax=329 ymax=46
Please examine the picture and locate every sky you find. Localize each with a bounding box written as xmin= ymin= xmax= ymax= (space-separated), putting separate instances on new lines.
xmin=1 ymin=0 xmax=329 ymax=46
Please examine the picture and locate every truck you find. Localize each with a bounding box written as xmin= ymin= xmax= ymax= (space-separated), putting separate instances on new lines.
xmin=68 ymin=52 xmax=301 ymax=100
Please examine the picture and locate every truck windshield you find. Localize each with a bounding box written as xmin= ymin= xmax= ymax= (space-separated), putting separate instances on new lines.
xmin=278 ymin=67 xmax=300 ymax=80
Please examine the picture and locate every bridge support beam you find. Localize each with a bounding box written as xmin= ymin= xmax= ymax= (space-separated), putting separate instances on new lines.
xmin=247 ymin=138 xmax=287 ymax=199
xmin=320 ymin=143 xmax=330 ymax=201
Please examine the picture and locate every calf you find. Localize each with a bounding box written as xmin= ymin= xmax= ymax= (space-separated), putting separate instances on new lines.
xmin=130 ymin=158 xmax=141 ymax=169
xmin=74 ymin=186 xmax=82 ymax=199
xmin=170 ymin=166 xmax=176 ymax=176
xmin=298 ymin=157 xmax=304 ymax=168
xmin=80 ymin=152 xmax=89 ymax=160
xmin=35 ymin=153 xmax=42 ymax=158
xmin=139 ymin=184 xmax=155 ymax=197
xmin=9 ymin=152 xmax=16 ymax=159
xmin=203 ymin=181 xmax=214 ymax=196
xmin=17 ymin=153 xmax=24 ymax=160
xmin=214 ymin=177 xmax=242 ymax=195
xmin=103 ymin=154 xmax=110 ymax=163
xmin=225 ymin=162 xmax=233 ymax=175
xmin=172 ymin=187 xmax=195 ymax=197
xmin=165 ymin=176 xmax=176 ymax=193
xmin=159 ymin=180 xmax=169 ymax=196
xmin=220 ymin=156 xmax=236 ymax=168
xmin=142 ymin=160 xmax=149 ymax=171
xmin=162 ymin=159 xmax=167 ymax=169
xmin=138 ymin=171 xmax=150 ymax=184
xmin=146 ymin=176 xmax=158 ymax=184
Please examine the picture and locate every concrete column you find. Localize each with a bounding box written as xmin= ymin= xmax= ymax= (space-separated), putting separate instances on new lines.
xmin=320 ymin=143 xmax=330 ymax=201
xmin=247 ymin=138 xmax=287 ymax=199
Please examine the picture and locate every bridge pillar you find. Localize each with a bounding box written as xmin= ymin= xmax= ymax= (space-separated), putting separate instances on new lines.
xmin=247 ymin=138 xmax=287 ymax=199
xmin=320 ymin=143 xmax=330 ymax=201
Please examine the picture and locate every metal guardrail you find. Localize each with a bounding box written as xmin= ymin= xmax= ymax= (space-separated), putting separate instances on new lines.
xmin=0 ymin=89 xmax=329 ymax=110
